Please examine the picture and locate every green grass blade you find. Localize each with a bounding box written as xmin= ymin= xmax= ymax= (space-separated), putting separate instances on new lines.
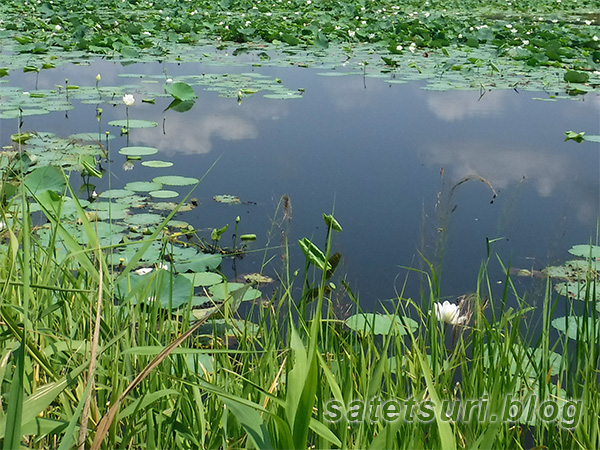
xmin=2 ymin=343 xmax=24 ymax=449
xmin=413 ymin=345 xmax=456 ymax=450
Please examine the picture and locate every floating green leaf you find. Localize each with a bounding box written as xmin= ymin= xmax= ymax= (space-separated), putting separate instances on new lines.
xmin=552 ymin=316 xmax=597 ymax=340
xmin=153 ymin=175 xmax=199 ymax=186
xmin=149 ymin=190 xmax=179 ymax=198
xmin=181 ymin=272 xmax=223 ymax=287
xmin=124 ymin=181 xmax=163 ymax=192
xmin=176 ymin=254 xmax=222 ymax=272
xmin=119 ymin=146 xmax=159 ymax=156
xmin=124 ymin=213 xmax=165 ymax=227
xmin=568 ymin=245 xmax=600 ymax=259
xmin=99 ymin=189 xmax=133 ymax=199
xmin=69 ymin=132 xmax=115 ymax=142
xmin=564 ymin=71 xmax=589 ymax=83
xmin=555 ymin=281 xmax=600 ymax=301
xmin=142 ymin=160 xmax=173 ymax=168
xmin=108 ymin=119 xmax=158 ymax=129
xmin=345 ymin=313 xmax=418 ymax=336
xmin=209 ymin=282 xmax=261 ymax=302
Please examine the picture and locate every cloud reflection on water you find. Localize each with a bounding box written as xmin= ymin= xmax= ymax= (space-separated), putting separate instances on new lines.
xmin=128 ymin=100 xmax=289 ymax=155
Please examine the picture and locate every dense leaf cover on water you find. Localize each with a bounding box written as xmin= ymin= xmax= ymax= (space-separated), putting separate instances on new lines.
xmin=0 ymin=0 xmax=598 ymax=72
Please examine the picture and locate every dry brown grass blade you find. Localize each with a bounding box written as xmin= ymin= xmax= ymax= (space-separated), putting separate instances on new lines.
xmin=449 ymin=174 xmax=498 ymax=203
xmin=263 ymin=354 xmax=287 ymax=409
xmin=90 ymin=300 xmax=225 ymax=450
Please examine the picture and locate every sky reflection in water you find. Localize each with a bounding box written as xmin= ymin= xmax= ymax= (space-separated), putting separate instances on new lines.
xmin=2 ymin=60 xmax=599 ymax=308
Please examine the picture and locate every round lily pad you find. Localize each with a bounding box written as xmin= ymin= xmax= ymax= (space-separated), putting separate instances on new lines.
xmin=99 ymin=189 xmax=133 ymax=199
xmin=168 ymin=220 xmax=189 ymax=228
xmin=69 ymin=132 xmax=116 ymax=142
xmin=149 ymin=190 xmax=179 ymax=199
xmin=568 ymin=245 xmax=600 ymax=259
xmin=181 ymin=272 xmax=223 ymax=287
xmin=0 ymin=108 xmax=50 ymax=118
xmin=124 ymin=181 xmax=163 ymax=192
xmin=152 ymin=175 xmax=199 ymax=186
xmin=108 ymin=119 xmax=158 ymax=128
xmin=119 ymin=146 xmax=159 ymax=156
xmin=142 ymin=160 xmax=173 ymax=168
xmin=124 ymin=213 xmax=165 ymax=226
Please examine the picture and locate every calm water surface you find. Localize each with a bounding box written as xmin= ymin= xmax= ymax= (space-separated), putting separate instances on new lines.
xmin=2 ymin=59 xmax=599 ymax=309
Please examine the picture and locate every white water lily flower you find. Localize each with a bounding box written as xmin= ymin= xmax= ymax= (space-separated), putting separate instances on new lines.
xmin=433 ymin=301 xmax=465 ymax=325
xmin=135 ymin=267 xmax=153 ymax=276
xmin=122 ymin=94 xmax=135 ymax=106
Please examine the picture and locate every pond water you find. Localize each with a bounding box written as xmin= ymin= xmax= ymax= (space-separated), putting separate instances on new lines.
xmin=1 ymin=54 xmax=599 ymax=310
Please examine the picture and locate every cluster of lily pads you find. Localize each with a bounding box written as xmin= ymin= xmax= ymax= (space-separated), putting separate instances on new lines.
xmin=543 ymin=244 xmax=600 ymax=338
xmin=0 ymin=0 xmax=598 ymax=95
xmin=0 ymin=89 xmax=271 ymax=320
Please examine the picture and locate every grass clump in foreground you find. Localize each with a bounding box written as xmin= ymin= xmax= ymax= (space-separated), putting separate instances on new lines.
xmin=0 ymin=172 xmax=598 ymax=449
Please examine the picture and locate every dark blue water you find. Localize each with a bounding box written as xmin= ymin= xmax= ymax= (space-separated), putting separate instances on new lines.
xmin=2 ymin=59 xmax=599 ymax=309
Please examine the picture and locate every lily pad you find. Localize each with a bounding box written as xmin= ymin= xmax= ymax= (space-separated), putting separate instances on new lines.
xmin=124 ymin=213 xmax=165 ymax=227
xmin=209 ymin=282 xmax=261 ymax=302
xmin=175 ymin=254 xmax=222 ymax=272
xmin=119 ymin=146 xmax=159 ymax=157
xmin=124 ymin=181 xmax=163 ymax=192
xmin=181 ymin=271 xmax=223 ymax=287
xmin=345 ymin=313 xmax=418 ymax=336
xmin=108 ymin=119 xmax=158 ymax=128
xmin=149 ymin=190 xmax=179 ymax=199
xmin=69 ymin=132 xmax=116 ymax=142
xmin=153 ymin=175 xmax=199 ymax=186
xmin=99 ymin=189 xmax=133 ymax=199
xmin=555 ymin=281 xmax=600 ymax=301
xmin=552 ymin=316 xmax=598 ymax=341
xmin=568 ymin=245 xmax=600 ymax=259
xmin=142 ymin=160 xmax=173 ymax=168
